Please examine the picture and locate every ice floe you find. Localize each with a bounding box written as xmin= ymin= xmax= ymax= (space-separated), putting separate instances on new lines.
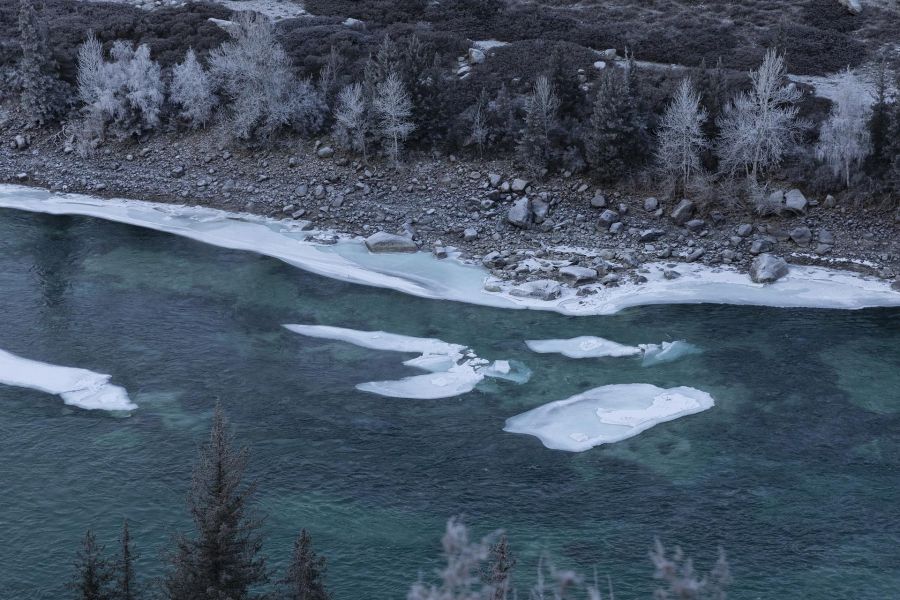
xmin=639 ymin=341 xmax=702 ymax=366
xmin=283 ymin=324 xmax=529 ymax=399
xmin=503 ymin=384 xmax=714 ymax=451
xmin=0 ymin=349 xmax=136 ymax=411
xmin=3 ymin=184 xmax=899 ymax=315
xmin=525 ymin=336 xmax=641 ymax=358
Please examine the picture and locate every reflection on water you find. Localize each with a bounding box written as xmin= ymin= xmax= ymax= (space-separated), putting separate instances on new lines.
xmin=0 ymin=208 xmax=898 ymax=599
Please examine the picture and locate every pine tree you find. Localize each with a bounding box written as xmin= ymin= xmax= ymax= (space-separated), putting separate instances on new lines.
xmin=584 ymin=67 xmax=644 ymax=182
xmin=16 ymin=0 xmax=67 ymax=124
xmin=865 ymin=59 xmax=892 ymax=177
xmin=71 ymin=530 xmax=115 ymax=600
xmin=279 ymin=529 xmax=330 ymax=600
xmin=164 ymin=405 xmax=268 ymax=600
xmin=485 ymin=533 xmax=515 ymax=600
xmin=114 ymin=520 xmax=138 ymax=600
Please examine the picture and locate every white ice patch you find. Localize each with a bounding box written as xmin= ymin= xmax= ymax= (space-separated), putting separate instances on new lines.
xmin=504 ymin=384 xmax=714 ymax=452
xmin=639 ymin=341 xmax=702 ymax=366
xmin=0 ymin=349 xmax=136 ymax=411
xmin=525 ymin=336 xmax=641 ymax=358
xmin=3 ymin=185 xmax=898 ymax=315
xmin=283 ymin=324 xmax=528 ymax=399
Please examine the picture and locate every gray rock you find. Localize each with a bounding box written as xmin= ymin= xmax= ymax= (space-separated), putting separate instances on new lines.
xmin=13 ymin=134 xmax=27 ymax=150
xmin=823 ymin=194 xmax=836 ymax=208
xmin=814 ymin=243 xmax=833 ymax=255
xmin=590 ymin=194 xmax=607 ymax=209
xmin=433 ymin=246 xmax=448 ymax=259
xmin=749 ymin=254 xmax=789 ymax=284
xmin=468 ymin=47 xmax=486 ymax=64
xmin=531 ymin=198 xmax=550 ymax=222
xmin=171 ymin=165 xmax=185 ymax=178
xmin=639 ymin=229 xmax=666 ymax=243
xmin=511 ymin=178 xmax=529 ymax=193
xmin=609 ymin=222 xmax=624 ymax=234
xmin=663 ymin=269 xmax=681 ymax=280
xmin=789 ymin=225 xmax=812 ymax=246
xmin=509 ymin=279 xmax=562 ymax=301
xmin=600 ymin=273 xmax=620 ymax=286
xmin=316 ymin=146 xmax=334 ymax=159
xmin=463 ymin=227 xmax=479 ymax=241
xmin=737 ymin=223 xmax=753 ymax=237
xmin=818 ymin=229 xmax=835 ymax=245
xmin=685 ymin=219 xmax=706 ymax=233
xmin=364 ymin=232 xmax=418 ymax=253
xmin=482 ymin=251 xmax=505 ymax=268
xmin=750 ymin=238 xmax=776 ymax=255
xmin=559 ymin=265 xmax=598 ymax=285
xmin=670 ymin=199 xmax=695 ymax=225
xmin=488 ymin=173 xmax=502 ymax=187
xmin=686 ymin=248 xmax=705 ymax=262
xmin=507 ymin=197 xmax=532 ymax=228
xmin=643 ymin=197 xmax=659 ymax=212
xmin=783 ymin=189 xmax=808 ymax=215
xmin=598 ymin=209 xmax=620 ymax=228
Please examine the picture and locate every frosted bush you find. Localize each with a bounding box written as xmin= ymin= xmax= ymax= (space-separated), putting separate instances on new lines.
xmin=171 ymin=48 xmax=217 ymax=128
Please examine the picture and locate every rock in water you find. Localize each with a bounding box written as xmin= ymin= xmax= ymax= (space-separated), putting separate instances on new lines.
xmin=507 ymin=197 xmax=532 ymax=228
xmin=749 ymin=254 xmax=789 ymax=284
xmin=364 ymin=232 xmax=418 ymax=253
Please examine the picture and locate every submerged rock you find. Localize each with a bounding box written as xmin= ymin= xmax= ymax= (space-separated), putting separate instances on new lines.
xmin=364 ymin=231 xmax=417 ymax=253
xmin=749 ymin=253 xmax=789 ymax=284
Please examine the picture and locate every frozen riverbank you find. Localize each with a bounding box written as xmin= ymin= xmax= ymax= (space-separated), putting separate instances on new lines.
xmin=2 ymin=184 xmax=900 ymax=316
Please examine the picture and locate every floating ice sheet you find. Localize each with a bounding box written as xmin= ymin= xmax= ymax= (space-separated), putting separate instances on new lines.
xmin=639 ymin=341 xmax=702 ymax=366
xmin=525 ymin=336 xmax=641 ymax=358
xmin=3 ymin=185 xmax=898 ymax=316
xmin=0 ymin=349 xmax=136 ymax=411
xmin=283 ymin=324 xmax=528 ymax=399
xmin=504 ymin=384 xmax=714 ymax=451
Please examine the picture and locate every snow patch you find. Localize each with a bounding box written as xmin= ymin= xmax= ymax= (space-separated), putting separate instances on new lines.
xmin=0 ymin=349 xmax=136 ymax=411
xmin=283 ymin=324 xmax=529 ymax=399
xmin=504 ymin=384 xmax=714 ymax=451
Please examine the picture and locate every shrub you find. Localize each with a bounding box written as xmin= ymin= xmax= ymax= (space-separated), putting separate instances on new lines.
xmin=170 ymin=48 xmax=216 ymax=128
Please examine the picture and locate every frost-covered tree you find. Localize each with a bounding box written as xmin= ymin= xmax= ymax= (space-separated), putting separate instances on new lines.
xmin=279 ymin=529 xmax=330 ymax=600
xmin=717 ymin=49 xmax=801 ymax=180
xmin=407 ymin=517 xmax=494 ymax=600
xmin=517 ymin=75 xmax=559 ymax=170
xmin=468 ymin=89 xmax=489 ymax=158
xmin=70 ymin=530 xmax=114 ymax=600
xmin=318 ymin=45 xmax=343 ymax=108
xmin=816 ymin=69 xmax=871 ymax=188
xmin=208 ymin=12 xmax=324 ymax=139
xmin=171 ymin=48 xmax=216 ymax=128
xmin=17 ymin=0 xmax=67 ymax=124
xmin=372 ymin=70 xmax=414 ymax=163
xmin=75 ymin=36 xmax=164 ymax=141
xmin=332 ymin=82 xmax=368 ymax=159
xmin=163 ymin=405 xmax=268 ymax=600
xmin=656 ymin=78 xmax=709 ymax=192
xmin=584 ymin=67 xmax=644 ymax=182
xmin=650 ymin=539 xmax=730 ymax=600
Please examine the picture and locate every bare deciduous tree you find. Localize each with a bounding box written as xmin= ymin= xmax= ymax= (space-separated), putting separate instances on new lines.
xmin=372 ymin=70 xmax=414 ymax=163
xmin=816 ymin=69 xmax=871 ymax=188
xmin=517 ymin=74 xmax=559 ymax=170
xmin=656 ymin=78 xmax=709 ymax=193
xmin=407 ymin=517 xmax=494 ymax=600
xmin=469 ymin=90 xmax=489 ymax=158
xmin=171 ymin=48 xmax=216 ymax=128
xmin=717 ymin=48 xmax=801 ymax=180
xmin=650 ymin=539 xmax=730 ymax=600
xmin=332 ymin=82 xmax=368 ymax=160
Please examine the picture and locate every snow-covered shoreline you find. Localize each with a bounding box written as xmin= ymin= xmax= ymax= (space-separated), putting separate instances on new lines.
xmin=2 ymin=184 xmax=899 ymax=316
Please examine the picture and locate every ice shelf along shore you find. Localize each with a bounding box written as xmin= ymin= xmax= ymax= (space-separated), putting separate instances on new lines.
xmin=3 ymin=184 xmax=900 ymax=316
xmin=504 ymin=384 xmax=715 ymax=452
xmin=0 ymin=349 xmax=136 ymax=411
xmin=283 ymin=324 xmax=530 ymax=399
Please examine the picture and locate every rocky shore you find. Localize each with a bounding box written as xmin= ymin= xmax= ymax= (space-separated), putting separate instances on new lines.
xmin=3 ymin=126 xmax=899 ymax=293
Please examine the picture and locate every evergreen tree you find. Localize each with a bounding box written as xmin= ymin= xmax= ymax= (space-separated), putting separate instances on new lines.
xmin=115 ymin=520 xmax=138 ymax=600
xmin=279 ymin=529 xmax=330 ymax=600
xmin=164 ymin=406 xmax=268 ymax=600
xmin=584 ymin=67 xmax=644 ymax=182
xmin=71 ymin=530 xmax=115 ymax=600
xmin=865 ymin=59 xmax=892 ymax=178
xmin=16 ymin=0 xmax=67 ymax=124
xmin=485 ymin=533 xmax=515 ymax=600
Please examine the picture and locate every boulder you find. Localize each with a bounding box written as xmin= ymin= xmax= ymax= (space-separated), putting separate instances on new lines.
xmin=609 ymin=222 xmax=624 ymax=235
xmin=468 ymin=47 xmax=486 ymax=64
xmin=736 ymin=223 xmax=753 ymax=237
xmin=559 ymin=266 xmax=598 ymax=285
xmin=590 ymin=194 xmax=607 ymax=209
xmin=463 ymin=227 xmax=479 ymax=241
xmin=507 ymin=197 xmax=532 ymax=228
xmin=482 ymin=251 xmax=505 ymax=268
xmin=639 ymin=229 xmax=666 ymax=243
xmin=783 ymin=189 xmax=808 ymax=215
xmin=749 ymin=254 xmax=789 ymax=284
xmin=598 ymin=209 xmax=619 ymax=228
xmin=511 ymin=178 xmax=529 ymax=193
xmin=818 ymin=229 xmax=835 ymax=245
xmin=670 ymin=199 xmax=695 ymax=225
xmin=750 ymin=238 xmax=775 ymax=255
xmin=364 ymin=232 xmax=417 ymax=253
xmin=685 ymin=219 xmax=706 ymax=233
xmin=488 ymin=173 xmax=502 ymax=187
xmin=531 ymin=198 xmax=550 ymax=222
xmin=509 ymin=279 xmax=562 ymax=301
xmin=316 ymin=146 xmax=334 ymax=159
xmin=643 ymin=197 xmax=659 ymax=212
xmin=663 ymin=269 xmax=681 ymax=280
xmin=789 ymin=225 xmax=812 ymax=246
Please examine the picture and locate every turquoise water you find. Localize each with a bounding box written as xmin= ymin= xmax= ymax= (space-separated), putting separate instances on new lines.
xmin=0 ymin=208 xmax=898 ymax=599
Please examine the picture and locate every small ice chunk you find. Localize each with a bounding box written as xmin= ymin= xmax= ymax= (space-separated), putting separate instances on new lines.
xmin=639 ymin=341 xmax=702 ymax=366
xmin=504 ymin=384 xmax=714 ymax=451
xmin=482 ymin=360 xmax=533 ymax=384
xmin=0 ymin=349 xmax=136 ymax=411
xmin=525 ymin=336 xmax=641 ymax=358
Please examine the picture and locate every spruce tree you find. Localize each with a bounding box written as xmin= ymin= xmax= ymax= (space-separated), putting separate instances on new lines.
xmin=485 ymin=533 xmax=516 ymax=600
xmin=115 ymin=520 xmax=138 ymax=600
xmin=279 ymin=529 xmax=330 ymax=600
xmin=584 ymin=67 xmax=644 ymax=182
xmin=16 ymin=0 xmax=67 ymax=124
xmin=164 ymin=406 xmax=268 ymax=600
xmin=71 ymin=530 xmax=114 ymax=600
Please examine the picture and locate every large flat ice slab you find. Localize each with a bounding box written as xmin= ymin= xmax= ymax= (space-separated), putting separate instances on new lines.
xmin=0 ymin=349 xmax=136 ymax=411
xmin=504 ymin=384 xmax=714 ymax=451
xmin=283 ymin=324 xmax=528 ymax=399
xmin=525 ymin=336 xmax=641 ymax=358
xmin=3 ymin=184 xmax=899 ymax=316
